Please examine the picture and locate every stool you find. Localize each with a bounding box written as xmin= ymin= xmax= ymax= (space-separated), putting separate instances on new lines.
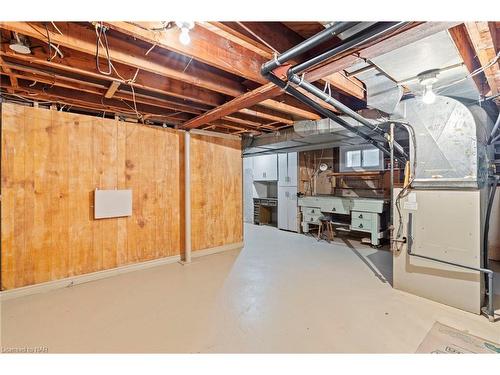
xmin=317 ymin=215 xmax=335 ymax=243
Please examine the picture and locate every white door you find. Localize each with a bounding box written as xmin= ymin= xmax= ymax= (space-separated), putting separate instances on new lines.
xmin=278 ymin=186 xmax=288 ymax=230
xmin=278 ymin=153 xmax=287 ymax=186
xmin=287 ymin=152 xmax=298 ymax=187
xmin=253 ymin=154 xmax=277 ymax=181
xmin=286 ymin=186 xmax=298 ymax=232
xmin=263 ymin=154 xmax=278 ymax=181
xmin=278 ymin=186 xmax=298 ymax=232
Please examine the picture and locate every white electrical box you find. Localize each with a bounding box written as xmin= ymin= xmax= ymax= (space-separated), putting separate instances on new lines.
xmin=94 ymin=189 xmax=133 ymax=219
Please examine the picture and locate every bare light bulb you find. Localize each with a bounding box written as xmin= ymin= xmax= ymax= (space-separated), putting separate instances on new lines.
xmin=422 ymin=84 xmax=436 ymax=104
xmin=179 ymin=28 xmax=191 ymax=45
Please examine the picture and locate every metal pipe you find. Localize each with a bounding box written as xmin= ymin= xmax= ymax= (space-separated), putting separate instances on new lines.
xmin=264 ymin=72 xmax=403 ymax=163
xmin=389 ymin=123 xmax=395 ymax=229
xmin=287 ymin=72 xmax=408 ymax=159
xmin=406 ymin=213 xmax=495 ymax=322
xmin=487 ymin=112 xmax=500 ymax=145
xmin=483 ymin=176 xmax=499 ymax=278
xmin=290 ymin=22 xmax=407 ymax=75
xmin=260 ymin=22 xmax=359 ymax=76
xmin=184 ymin=130 xmax=192 ymax=263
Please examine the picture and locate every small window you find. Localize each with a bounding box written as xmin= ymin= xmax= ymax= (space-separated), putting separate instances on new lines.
xmin=346 ymin=150 xmax=361 ymax=168
xmin=362 ymin=148 xmax=380 ymax=167
xmin=340 ymin=145 xmax=383 ymax=172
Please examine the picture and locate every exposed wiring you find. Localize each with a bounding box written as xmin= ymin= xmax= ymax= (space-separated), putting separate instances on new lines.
xmin=50 ymin=22 xmax=63 ymax=35
xmin=95 ymin=23 xmax=112 ymax=75
xmin=45 ymin=23 xmax=52 ymax=61
xmin=393 ymin=121 xmax=417 ymax=249
xmin=435 ymin=50 xmax=500 ymax=95
xmin=94 ymin=22 xmax=143 ymax=122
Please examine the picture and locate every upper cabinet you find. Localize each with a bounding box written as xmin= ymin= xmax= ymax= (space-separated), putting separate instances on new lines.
xmin=278 ymin=152 xmax=297 ymax=186
xmin=253 ymin=154 xmax=278 ymax=181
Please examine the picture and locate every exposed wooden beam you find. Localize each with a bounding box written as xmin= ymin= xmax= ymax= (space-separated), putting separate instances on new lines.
xmin=449 ymin=23 xmax=490 ymax=95
xmin=0 ymin=22 xmax=245 ymax=97
xmin=3 ymin=76 xmax=193 ymax=122
xmin=0 ymin=61 xmax=207 ymax=115
xmin=194 ymin=22 xmax=274 ymax=59
xmin=1 ymin=79 xmax=188 ymax=124
xmin=187 ymin=22 xmax=458 ymax=130
xmin=465 ymin=21 xmax=499 ymax=96
xmin=201 ymin=21 xmax=365 ymax=99
xmin=0 ymin=56 xmax=17 ymax=93
xmin=259 ymin=99 xmax=321 ymax=120
xmin=105 ymin=21 xmax=267 ymax=84
xmin=104 ymin=80 xmax=121 ymax=98
xmin=182 ymin=83 xmax=281 ymax=129
xmin=1 ymin=49 xmax=226 ymax=107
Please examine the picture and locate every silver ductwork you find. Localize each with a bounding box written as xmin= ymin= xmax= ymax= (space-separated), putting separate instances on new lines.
xmin=392 ymin=96 xmax=494 ymax=189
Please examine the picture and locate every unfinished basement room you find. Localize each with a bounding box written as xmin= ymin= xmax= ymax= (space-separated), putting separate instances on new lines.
xmin=1 ymin=2 xmax=500 ymax=370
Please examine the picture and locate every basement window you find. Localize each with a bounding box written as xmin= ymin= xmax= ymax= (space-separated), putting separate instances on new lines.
xmin=340 ymin=145 xmax=383 ymax=172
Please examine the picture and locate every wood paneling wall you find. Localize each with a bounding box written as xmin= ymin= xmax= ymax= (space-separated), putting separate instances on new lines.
xmin=1 ymin=103 xmax=242 ymax=290
xmin=190 ymin=133 xmax=243 ymax=251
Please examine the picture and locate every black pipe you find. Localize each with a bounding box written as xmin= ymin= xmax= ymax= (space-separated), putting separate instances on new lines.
xmin=487 ymin=112 xmax=500 ymax=145
xmin=290 ymin=22 xmax=408 ymax=75
xmin=264 ymin=72 xmax=405 ymax=163
xmin=483 ymin=176 xmax=499 ymax=275
xmin=287 ymin=72 xmax=408 ymax=159
xmin=260 ymin=22 xmax=359 ymax=76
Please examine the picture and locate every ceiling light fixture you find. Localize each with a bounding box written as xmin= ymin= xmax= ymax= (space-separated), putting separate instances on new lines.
xmin=175 ymin=21 xmax=195 ymax=45
xmin=417 ymin=69 xmax=439 ymax=104
xmin=9 ymin=32 xmax=31 ymax=54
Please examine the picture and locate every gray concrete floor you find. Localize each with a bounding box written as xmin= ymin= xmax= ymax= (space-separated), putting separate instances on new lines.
xmin=1 ymin=223 xmax=499 ymax=353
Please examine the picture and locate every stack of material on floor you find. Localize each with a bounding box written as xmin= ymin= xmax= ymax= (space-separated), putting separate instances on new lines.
xmin=416 ymin=322 xmax=500 ymax=353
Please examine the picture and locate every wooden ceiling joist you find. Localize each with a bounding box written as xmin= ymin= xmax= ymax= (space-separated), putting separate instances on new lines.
xmin=0 ymin=22 xmax=246 ymax=96
xmin=181 ymin=22 xmax=462 ymax=130
xmin=449 ymin=23 xmax=490 ymax=95
xmin=465 ymin=21 xmax=499 ymax=96
xmin=105 ymin=22 xmax=267 ymax=84
xmin=0 ymin=49 xmax=226 ymax=107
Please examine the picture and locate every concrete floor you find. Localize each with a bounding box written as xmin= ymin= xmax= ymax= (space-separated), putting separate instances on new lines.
xmin=1 ymin=223 xmax=499 ymax=353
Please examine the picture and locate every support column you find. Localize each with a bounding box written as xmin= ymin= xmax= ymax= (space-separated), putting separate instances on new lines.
xmin=184 ymin=131 xmax=192 ymax=263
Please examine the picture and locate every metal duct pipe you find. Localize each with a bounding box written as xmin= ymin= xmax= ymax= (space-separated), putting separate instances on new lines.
xmin=264 ymin=72 xmax=406 ymax=164
xmin=260 ymin=22 xmax=359 ymax=76
xmin=487 ymin=112 xmax=500 ymax=145
xmin=287 ymin=72 xmax=408 ymax=159
xmin=407 ymin=213 xmax=495 ymax=322
xmin=290 ymin=22 xmax=407 ymax=74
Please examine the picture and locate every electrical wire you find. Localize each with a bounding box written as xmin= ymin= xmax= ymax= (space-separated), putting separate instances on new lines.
xmin=50 ymin=22 xmax=63 ymax=35
xmin=94 ymin=23 xmax=143 ymax=121
xmin=435 ymin=50 xmax=500 ymax=95
xmin=392 ymin=121 xmax=417 ymax=249
xmin=95 ymin=23 xmax=112 ymax=75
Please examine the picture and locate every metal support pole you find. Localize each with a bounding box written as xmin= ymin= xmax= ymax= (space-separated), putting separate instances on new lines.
xmin=184 ymin=131 xmax=192 ymax=264
xmin=389 ymin=123 xmax=395 ymax=245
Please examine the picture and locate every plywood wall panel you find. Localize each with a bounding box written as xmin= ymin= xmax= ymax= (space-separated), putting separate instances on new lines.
xmin=1 ymin=103 xmax=242 ymax=290
xmin=190 ymin=134 xmax=243 ymax=251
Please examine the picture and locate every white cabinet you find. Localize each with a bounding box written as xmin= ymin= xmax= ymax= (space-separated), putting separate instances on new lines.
xmin=278 ymin=152 xmax=297 ymax=186
xmin=253 ymin=154 xmax=278 ymax=181
xmin=278 ymin=186 xmax=298 ymax=232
